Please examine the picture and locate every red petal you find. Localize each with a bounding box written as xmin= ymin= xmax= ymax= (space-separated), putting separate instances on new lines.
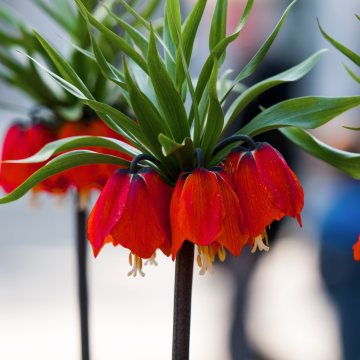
xmin=110 ymin=174 xmax=168 ymax=259
xmin=138 ymin=167 xmax=173 ymax=256
xmin=232 ymin=151 xmax=282 ymax=237
xmin=87 ymin=169 xmax=131 ymax=250
xmin=254 ymin=143 xmax=304 ymax=220
xmin=213 ymin=170 xmax=249 ymax=257
xmin=353 ymin=235 xmax=360 ymax=261
xmin=177 ymin=168 xmax=223 ymax=246
xmin=170 ymin=173 xmax=188 ymax=260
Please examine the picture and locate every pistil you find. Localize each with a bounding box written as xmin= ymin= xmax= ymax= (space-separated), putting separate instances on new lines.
xmin=128 ymin=252 xmax=145 ymax=277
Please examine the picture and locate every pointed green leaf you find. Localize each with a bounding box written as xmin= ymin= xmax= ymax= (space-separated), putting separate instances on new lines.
xmin=74 ymin=0 xmax=148 ymax=74
xmin=280 ymin=127 xmax=360 ymax=179
xmin=148 ymin=24 xmax=190 ymax=143
xmin=101 ymin=2 xmax=149 ymax=57
xmin=222 ymin=49 xmax=327 ymax=136
xmin=175 ymin=0 xmax=207 ymax=87
xmin=318 ymin=18 xmax=360 ymax=67
xmin=219 ymin=69 xmax=234 ymax=103
xmin=0 ymin=151 xmax=132 ymax=204
xmin=158 ymin=134 xmax=194 ymax=168
xmin=221 ymin=0 xmax=297 ymax=101
xmin=209 ymin=96 xmax=360 ymax=167
xmin=6 ymin=136 xmax=141 ymax=164
xmin=202 ymin=56 xmax=223 ymax=164
xmin=164 ymin=8 xmax=177 ymax=83
xmin=166 ymin=0 xmax=181 ymax=46
xmin=117 ymin=0 xmax=176 ymax=64
xmin=343 ymin=126 xmax=360 ymax=131
xmin=209 ymin=0 xmax=227 ymax=66
xmin=343 ymin=62 xmax=360 ymax=85
xmin=81 ymin=8 xmax=127 ymax=90
xmin=189 ymin=0 xmax=255 ymax=125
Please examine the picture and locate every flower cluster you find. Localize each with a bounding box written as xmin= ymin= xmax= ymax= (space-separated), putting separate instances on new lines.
xmin=88 ymin=136 xmax=304 ymax=277
xmin=0 ymin=119 xmax=132 ymax=205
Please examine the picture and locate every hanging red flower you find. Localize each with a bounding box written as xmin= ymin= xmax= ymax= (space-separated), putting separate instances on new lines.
xmin=87 ymin=156 xmax=172 ymax=277
xmin=171 ymin=149 xmax=249 ymax=275
xmin=0 ymin=123 xmax=68 ymax=195
xmin=58 ymin=119 xmax=133 ymax=199
xmin=224 ymin=141 xmax=304 ymax=253
xmin=353 ymin=235 xmax=360 ymax=261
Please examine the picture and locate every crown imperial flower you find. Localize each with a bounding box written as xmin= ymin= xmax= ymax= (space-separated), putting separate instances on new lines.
xmin=0 ymin=123 xmax=68 ymax=195
xmin=87 ymin=155 xmax=172 ymax=277
xmin=171 ymin=149 xmax=249 ymax=275
xmin=224 ymin=141 xmax=304 ymax=252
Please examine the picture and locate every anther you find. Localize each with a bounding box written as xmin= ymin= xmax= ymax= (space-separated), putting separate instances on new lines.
xmin=128 ymin=253 xmax=145 ymax=277
xmin=218 ymin=247 xmax=226 ymax=262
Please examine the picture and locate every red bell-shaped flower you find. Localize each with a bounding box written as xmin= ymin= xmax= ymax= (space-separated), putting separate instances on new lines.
xmin=353 ymin=235 xmax=360 ymax=261
xmin=171 ymin=149 xmax=249 ymax=275
xmin=58 ymin=119 xmax=133 ymax=198
xmin=87 ymin=157 xmax=172 ymax=277
xmin=224 ymin=141 xmax=304 ymax=253
xmin=0 ymin=123 xmax=68 ymax=195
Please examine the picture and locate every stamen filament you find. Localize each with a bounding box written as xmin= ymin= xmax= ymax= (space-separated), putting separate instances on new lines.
xmin=128 ymin=252 xmax=145 ymax=277
xmin=145 ymin=251 xmax=158 ymax=266
xmin=197 ymin=246 xmax=215 ymax=275
xmin=251 ymin=230 xmax=270 ymax=253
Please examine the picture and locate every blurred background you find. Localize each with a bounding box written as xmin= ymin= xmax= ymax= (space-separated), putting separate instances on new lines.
xmin=0 ymin=0 xmax=360 ymax=359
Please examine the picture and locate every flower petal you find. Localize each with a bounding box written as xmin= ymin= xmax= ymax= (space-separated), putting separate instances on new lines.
xmin=177 ymin=168 xmax=223 ymax=246
xmin=138 ymin=167 xmax=173 ymax=257
xmin=353 ymin=235 xmax=360 ymax=261
xmin=233 ymin=151 xmax=282 ymax=237
xmin=254 ymin=143 xmax=304 ymax=220
xmin=214 ymin=170 xmax=249 ymax=257
xmin=87 ymin=169 xmax=131 ymax=250
xmin=110 ymin=174 xmax=168 ymax=259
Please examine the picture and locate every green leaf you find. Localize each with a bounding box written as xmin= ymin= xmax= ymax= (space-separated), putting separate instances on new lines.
xmin=101 ymin=2 xmax=149 ymax=57
xmin=356 ymin=14 xmax=360 ymax=21
xmin=147 ymin=24 xmax=190 ymax=144
xmin=6 ymin=136 xmax=141 ymax=164
xmin=74 ymin=0 xmax=148 ymax=74
xmin=221 ymin=0 xmax=297 ymax=102
xmin=208 ymin=95 xmax=360 ymax=167
xmin=117 ymin=0 xmax=176 ymax=64
xmin=81 ymin=8 xmax=127 ymax=90
xmin=0 ymin=150 xmax=132 ymax=204
xmin=123 ymin=57 xmax=178 ymax=174
xmin=158 ymin=134 xmax=194 ymax=168
xmin=219 ymin=69 xmax=234 ymax=104
xmin=201 ymin=56 xmax=224 ymax=165
xmin=189 ymin=0 xmax=255 ymax=126
xmin=209 ymin=0 xmax=227 ymax=66
xmin=175 ymin=0 xmax=207 ymax=88
xmin=32 ymin=30 xmax=94 ymax=99
xmin=164 ymin=8 xmax=177 ymax=84
xmin=318 ymin=18 xmax=360 ymax=67
xmin=343 ymin=126 xmax=360 ymax=131
xmin=222 ymin=49 xmax=327 ymax=136
xmin=343 ymin=62 xmax=360 ymax=85
xmin=166 ymin=0 xmax=181 ymax=46
xmin=280 ymin=127 xmax=360 ymax=179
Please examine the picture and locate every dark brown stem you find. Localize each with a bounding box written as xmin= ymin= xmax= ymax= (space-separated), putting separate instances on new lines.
xmin=172 ymin=240 xmax=195 ymax=360
xmin=76 ymin=198 xmax=90 ymax=360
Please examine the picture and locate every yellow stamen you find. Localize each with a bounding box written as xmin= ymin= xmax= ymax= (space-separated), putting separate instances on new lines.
xmin=145 ymin=251 xmax=158 ymax=266
xmin=218 ymin=247 xmax=226 ymax=262
xmin=128 ymin=252 xmax=145 ymax=277
xmin=197 ymin=254 xmax=202 ymax=267
xmin=251 ymin=230 xmax=270 ymax=253
xmin=197 ymin=246 xmax=215 ymax=276
xmin=78 ymin=192 xmax=89 ymax=210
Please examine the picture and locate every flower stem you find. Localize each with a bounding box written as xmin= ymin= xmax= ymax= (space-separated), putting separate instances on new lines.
xmin=76 ymin=198 xmax=90 ymax=360
xmin=172 ymin=240 xmax=195 ymax=360
xmin=214 ymin=134 xmax=257 ymax=154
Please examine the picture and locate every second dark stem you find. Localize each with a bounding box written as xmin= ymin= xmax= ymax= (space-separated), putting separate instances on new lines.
xmin=172 ymin=240 xmax=195 ymax=360
xmin=76 ymin=200 xmax=90 ymax=360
